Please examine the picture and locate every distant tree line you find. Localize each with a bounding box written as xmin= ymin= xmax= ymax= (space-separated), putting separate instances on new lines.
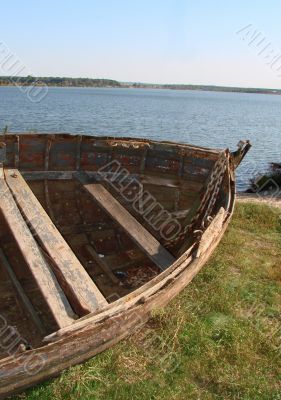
xmin=127 ymin=82 xmax=281 ymax=95
xmin=0 ymin=76 xmax=121 ymax=87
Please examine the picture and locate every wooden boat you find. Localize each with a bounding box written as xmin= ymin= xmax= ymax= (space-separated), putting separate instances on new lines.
xmin=0 ymin=133 xmax=251 ymax=397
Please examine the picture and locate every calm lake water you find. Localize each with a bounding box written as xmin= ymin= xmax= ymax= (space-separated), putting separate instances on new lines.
xmin=0 ymin=86 xmax=280 ymax=190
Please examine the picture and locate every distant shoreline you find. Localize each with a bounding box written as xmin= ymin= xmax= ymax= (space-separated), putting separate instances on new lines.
xmin=0 ymin=76 xmax=281 ymax=95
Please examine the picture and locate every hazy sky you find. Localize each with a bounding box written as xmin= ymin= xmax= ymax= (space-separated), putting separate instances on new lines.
xmin=1 ymin=0 xmax=281 ymax=88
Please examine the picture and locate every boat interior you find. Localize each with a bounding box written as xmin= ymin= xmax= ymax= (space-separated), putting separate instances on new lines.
xmin=0 ymin=134 xmax=231 ymax=359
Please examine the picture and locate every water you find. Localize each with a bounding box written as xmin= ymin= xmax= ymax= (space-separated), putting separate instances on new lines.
xmin=0 ymin=86 xmax=280 ymax=190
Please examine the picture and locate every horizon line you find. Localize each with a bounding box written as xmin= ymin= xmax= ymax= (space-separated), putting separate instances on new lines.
xmin=0 ymin=75 xmax=281 ymax=92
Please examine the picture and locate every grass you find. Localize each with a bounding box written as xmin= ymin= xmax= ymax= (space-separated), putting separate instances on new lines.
xmin=14 ymin=203 xmax=281 ymax=400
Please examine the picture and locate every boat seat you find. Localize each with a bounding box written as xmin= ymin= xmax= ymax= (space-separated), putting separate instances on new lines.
xmin=75 ymin=172 xmax=176 ymax=271
xmin=3 ymin=169 xmax=108 ymax=318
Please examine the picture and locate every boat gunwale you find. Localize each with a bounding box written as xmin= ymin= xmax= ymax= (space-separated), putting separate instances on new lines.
xmin=0 ymin=132 xmax=224 ymax=155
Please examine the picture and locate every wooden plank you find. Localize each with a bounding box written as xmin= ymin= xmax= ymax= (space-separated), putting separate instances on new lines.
xmin=0 ymin=177 xmax=76 ymax=328
xmin=0 ymin=249 xmax=46 ymax=335
xmin=21 ymin=170 xmax=203 ymax=192
xmin=5 ymin=169 xmax=108 ymax=316
xmin=84 ymin=244 xmax=120 ymax=285
xmin=75 ymin=173 xmax=176 ymax=270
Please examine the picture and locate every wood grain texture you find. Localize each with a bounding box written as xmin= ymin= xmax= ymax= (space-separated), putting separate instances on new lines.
xmin=75 ymin=172 xmax=176 ymax=270
xmin=5 ymin=169 xmax=108 ymax=316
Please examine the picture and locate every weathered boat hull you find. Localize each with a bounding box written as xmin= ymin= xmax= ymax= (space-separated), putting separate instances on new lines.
xmin=0 ymin=134 xmax=250 ymax=398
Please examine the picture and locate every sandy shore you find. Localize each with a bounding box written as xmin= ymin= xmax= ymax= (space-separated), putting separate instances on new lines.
xmin=237 ymin=192 xmax=281 ymax=208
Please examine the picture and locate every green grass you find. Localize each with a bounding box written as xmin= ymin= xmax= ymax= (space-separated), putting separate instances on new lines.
xmin=14 ymin=203 xmax=281 ymax=400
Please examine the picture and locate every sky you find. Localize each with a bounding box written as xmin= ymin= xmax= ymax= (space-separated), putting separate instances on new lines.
xmin=1 ymin=0 xmax=281 ymax=88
